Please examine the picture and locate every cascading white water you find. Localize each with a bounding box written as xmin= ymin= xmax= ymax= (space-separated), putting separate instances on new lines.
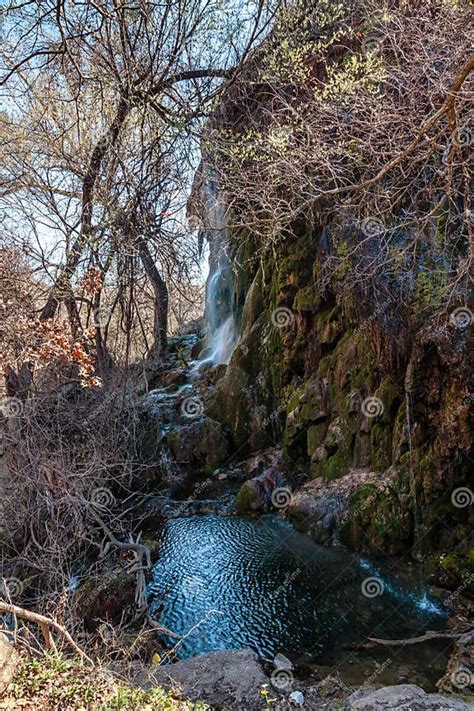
xmin=204 ymin=314 xmax=237 ymax=366
xmin=192 ymin=258 xmax=238 ymax=372
xmin=199 ymin=247 xmax=238 ymax=366
xmin=195 ymin=188 xmax=238 ymax=371
xmin=190 ymin=163 xmax=238 ymax=369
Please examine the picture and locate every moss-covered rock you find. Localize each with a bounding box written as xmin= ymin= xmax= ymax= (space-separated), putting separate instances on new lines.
xmin=73 ymin=569 xmax=136 ymax=629
xmin=167 ymin=417 xmax=230 ymax=470
xmin=203 ymin=179 xmax=471 ymax=562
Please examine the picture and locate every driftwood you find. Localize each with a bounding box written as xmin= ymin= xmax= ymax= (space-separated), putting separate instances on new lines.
xmin=367 ymin=628 xmax=473 ymax=647
xmin=88 ymin=504 xmax=152 ymax=611
xmin=0 ymin=601 xmax=94 ymax=665
xmin=346 ymin=627 xmax=473 ymax=651
xmin=146 ymin=615 xmax=182 ymax=640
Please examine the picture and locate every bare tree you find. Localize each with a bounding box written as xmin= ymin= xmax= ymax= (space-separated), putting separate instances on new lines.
xmin=1 ymin=0 xmax=278 ymax=376
xmin=206 ymin=0 xmax=472 ymax=341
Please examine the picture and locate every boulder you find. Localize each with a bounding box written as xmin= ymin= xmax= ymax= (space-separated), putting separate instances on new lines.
xmin=287 ymin=469 xmax=380 ymax=545
xmin=140 ymin=649 xmax=269 ymax=709
xmin=0 ymin=632 xmax=19 ymax=695
xmin=344 ymin=684 xmax=472 ymax=710
xmin=161 ymin=369 xmax=188 ymax=387
xmin=167 ymin=417 xmax=230 ymax=470
xmin=236 ymin=465 xmax=287 ymax=514
xmin=437 ymin=629 xmax=474 ymax=696
xmin=73 ymin=569 xmax=136 ymax=630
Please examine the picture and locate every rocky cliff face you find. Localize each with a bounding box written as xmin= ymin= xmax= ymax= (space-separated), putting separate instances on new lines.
xmin=200 ymin=209 xmax=472 ymax=583
xmin=185 ymin=1 xmax=473 ymax=590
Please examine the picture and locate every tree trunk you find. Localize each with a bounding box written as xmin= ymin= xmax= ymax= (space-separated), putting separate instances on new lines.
xmin=40 ymin=97 xmax=130 ymax=322
xmin=138 ymin=240 xmax=168 ymax=359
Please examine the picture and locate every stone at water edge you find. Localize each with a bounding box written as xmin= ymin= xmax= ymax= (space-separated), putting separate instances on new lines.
xmin=137 ymin=648 xmax=270 ymax=709
xmin=235 ymin=465 xmax=287 ymax=514
xmin=0 ymin=632 xmax=20 ymax=694
xmin=167 ymin=416 xmax=230 ymax=470
xmin=274 ymin=653 xmax=294 ymax=671
xmin=345 ymin=684 xmax=473 ymax=710
xmin=289 ymin=690 xmax=305 ymax=706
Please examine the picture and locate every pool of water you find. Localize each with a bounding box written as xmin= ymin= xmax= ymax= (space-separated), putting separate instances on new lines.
xmin=148 ymin=514 xmax=447 ymax=676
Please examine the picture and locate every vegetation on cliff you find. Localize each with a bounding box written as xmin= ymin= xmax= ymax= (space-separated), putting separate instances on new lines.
xmin=199 ymin=0 xmax=472 ymax=578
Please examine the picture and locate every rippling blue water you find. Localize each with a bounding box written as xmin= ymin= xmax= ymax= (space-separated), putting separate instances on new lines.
xmin=148 ymin=514 xmax=446 ymax=662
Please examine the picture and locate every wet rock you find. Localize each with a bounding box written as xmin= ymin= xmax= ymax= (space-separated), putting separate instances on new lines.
xmin=167 ymin=417 xmax=230 ymax=470
xmin=286 ymin=469 xmax=381 ymax=545
xmin=245 ymin=447 xmax=284 ymax=477
xmin=139 ymin=649 xmax=270 ymax=709
xmin=236 ymin=465 xmax=287 ymax=514
xmin=202 ymin=363 xmax=227 ymax=384
xmin=344 ymin=683 xmax=472 ymax=709
xmin=287 ymin=464 xmax=413 ymax=554
xmin=0 ymin=632 xmax=19 ymax=695
xmin=437 ymin=629 xmax=474 ymax=696
xmin=161 ymin=369 xmax=188 ymax=387
xmin=143 ymin=494 xmax=236 ymax=521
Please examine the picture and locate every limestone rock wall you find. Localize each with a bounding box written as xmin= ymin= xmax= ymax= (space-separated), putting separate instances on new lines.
xmin=208 ymin=218 xmax=472 ymax=578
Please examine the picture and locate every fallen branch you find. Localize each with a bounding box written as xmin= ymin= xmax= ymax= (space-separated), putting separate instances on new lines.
xmin=367 ymin=627 xmax=473 ymax=647
xmin=0 ymin=601 xmax=94 ymax=665
xmin=88 ymin=504 xmax=152 ymax=611
xmin=146 ymin=615 xmax=182 ymax=640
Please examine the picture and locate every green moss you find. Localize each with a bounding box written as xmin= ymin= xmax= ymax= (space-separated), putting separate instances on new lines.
xmin=316 ymin=447 xmax=349 ymax=482
xmin=236 ymin=481 xmax=259 ymax=513
xmin=293 ymin=284 xmax=321 ymax=313
xmin=370 ymin=422 xmax=392 ymax=471
xmin=425 ymin=550 xmax=474 ymax=595
xmin=307 ymin=422 xmax=328 ymax=456
xmin=340 ymin=476 xmax=414 ymax=554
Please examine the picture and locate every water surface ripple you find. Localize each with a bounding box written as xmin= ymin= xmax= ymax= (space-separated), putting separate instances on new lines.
xmin=148 ymin=514 xmax=445 ymax=662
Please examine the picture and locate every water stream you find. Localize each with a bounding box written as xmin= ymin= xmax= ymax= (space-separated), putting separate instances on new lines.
xmin=148 ymin=514 xmax=449 ymax=688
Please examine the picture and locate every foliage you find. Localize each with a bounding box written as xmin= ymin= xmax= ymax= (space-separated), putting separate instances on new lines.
xmin=207 ymin=0 xmax=472 ymax=326
xmin=0 ymin=248 xmax=99 ymax=387
xmin=6 ymin=652 xmax=209 ymax=710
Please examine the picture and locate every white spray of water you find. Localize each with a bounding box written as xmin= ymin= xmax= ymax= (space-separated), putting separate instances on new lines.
xmin=203 ymin=314 xmax=238 ymax=366
xmin=194 ymin=240 xmax=238 ymax=369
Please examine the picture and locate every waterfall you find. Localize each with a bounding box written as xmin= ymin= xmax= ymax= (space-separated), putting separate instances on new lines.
xmin=190 ymin=167 xmax=238 ymax=369
xmin=205 ymin=314 xmax=237 ymax=365
xmin=194 ymin=250 xmax=238 ymax=370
